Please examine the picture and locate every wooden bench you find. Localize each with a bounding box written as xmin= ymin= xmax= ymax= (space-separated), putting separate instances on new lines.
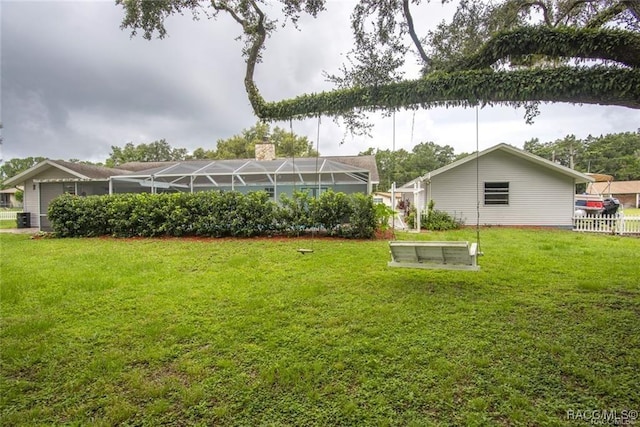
xmin=388 ymin=241 xmax=480 ymax=271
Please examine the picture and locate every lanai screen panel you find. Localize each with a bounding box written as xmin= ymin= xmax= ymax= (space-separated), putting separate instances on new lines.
xmin=110 ymin=159 xmax=370 ymax=193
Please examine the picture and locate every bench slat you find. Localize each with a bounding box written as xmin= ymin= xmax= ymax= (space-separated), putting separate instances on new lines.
xmin=388 ymin=241 xmax=480 ymax=271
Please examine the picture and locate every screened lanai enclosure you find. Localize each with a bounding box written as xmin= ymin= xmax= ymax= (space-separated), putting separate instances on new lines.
xmin=109 ymin=158 xmax=374 ymax=198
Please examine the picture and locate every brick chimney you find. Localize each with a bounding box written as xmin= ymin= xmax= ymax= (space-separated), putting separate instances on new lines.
xmin=255 ymin=135 xmax=276 ymax=161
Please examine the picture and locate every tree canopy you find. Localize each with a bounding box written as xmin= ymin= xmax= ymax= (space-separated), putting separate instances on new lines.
xmin=0 ymin=124 xmax=316 ymax=184
xmin=193 ymin=122 xmax=318 ymax=160
xmin=105 ymin=124 xmax=314 ymax=167
xmin=524 ymin=130 xmax=640 ymax=180
xmin=0 ymin=157 xmax=47 ymax=184
xmin=2 ymin=130 xmax=637 ymax=189
xmin=117 ymin=0 xmax=640 ymax=129
xmin=106 ymin=139 xmax=188 ymax=167
xmin=366 ymin=130 xmax=640 ymax=191
xmin=360 ymin=141 xmax=457 ymax=191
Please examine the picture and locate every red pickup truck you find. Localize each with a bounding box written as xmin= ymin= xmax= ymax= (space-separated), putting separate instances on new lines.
xmin=575 ymin=194 xmax=620 ymax=216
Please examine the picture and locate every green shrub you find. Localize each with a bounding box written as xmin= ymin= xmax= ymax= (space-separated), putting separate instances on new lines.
xmin=106 ymin=194 xmax=139 ymax=237
xmin=48 ymin=194 xmax=109 ymax=237
xmin=129 ymin=193 xmax=169 ymax=237
xmin=189 ymin=191 xmax=226 ymax=236
xmin=187 ymin=191 xmax=277 ymax=237
xmin=340 ymin=193 xmax=377 ymax=239
xmin=48 ymin=190 xmax=375 ymax=239
xmin=374 ymin=203 xmax=394 ymax=232
xmin=245 ymin=191 xmax=278 ymax=237
xmin=314 ymin=190 xmax=352 ymax=236
xmin=161 ymin=193 xmax=193 ymax=236
xmin=278 ymin=191 xmax=314 ymax=236
xmin=406 ymin=200 xmax=464 ymax=231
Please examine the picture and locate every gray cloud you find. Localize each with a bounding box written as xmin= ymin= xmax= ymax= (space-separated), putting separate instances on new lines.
xmin=2 ymin=1 xmax=639 ymax=164
xmin=2 ymin=1 xmax=253 ymax=161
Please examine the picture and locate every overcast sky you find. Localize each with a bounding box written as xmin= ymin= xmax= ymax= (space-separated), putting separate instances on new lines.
xmin=2 ymin=0 xmax=639 ymax=164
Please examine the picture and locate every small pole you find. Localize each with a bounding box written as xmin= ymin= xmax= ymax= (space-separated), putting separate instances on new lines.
xmin=415 ymin=181 xmax=421 ymax=232
xmin=475 ymin=105 xmax=482 ymax=254
xmin=391 ymin=181 xmax=396 ymax=235
xmin=316 ymin=115 xmax=321 ymax=197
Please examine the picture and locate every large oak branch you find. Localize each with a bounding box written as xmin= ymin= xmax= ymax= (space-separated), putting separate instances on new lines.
xmin=446 ymin=27 xmax=640 ymax=71
xmin=254 ymin=67 xmax=640 ymax=120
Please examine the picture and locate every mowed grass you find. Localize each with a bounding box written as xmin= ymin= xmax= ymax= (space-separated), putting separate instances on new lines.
xmin=624 ymin=207 xmax=640 ymax=216
xmin=0 ymin=220 xmax=17 ymax=229
xmin=1 ymin=229 xmax=638 ymax=426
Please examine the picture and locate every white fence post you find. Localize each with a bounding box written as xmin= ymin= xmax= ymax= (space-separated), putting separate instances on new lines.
xmin=573 ymin=214 xmax=640 ymax=235
xmin=0 ymin=211 xmax=18 ymax=221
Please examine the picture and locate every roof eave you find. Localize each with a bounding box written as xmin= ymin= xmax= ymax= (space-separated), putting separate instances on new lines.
xmin=4 ymin=160 xmax=85 ymax=186
xmin=417 ymin=143 xmax=593 ymax=183
xmin=33 ymin=178 xmax=110 ymax=183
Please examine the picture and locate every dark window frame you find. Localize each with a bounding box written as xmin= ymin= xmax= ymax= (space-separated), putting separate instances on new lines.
xmin=264 ymin=187 xmax=275 ymax=198
xmin=63 ymin=183 xmax=76 ymax=195
xmin=484 ymin=182 xmax=509 ymax=205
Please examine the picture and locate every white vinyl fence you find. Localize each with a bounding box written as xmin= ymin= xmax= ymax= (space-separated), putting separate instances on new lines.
xmin=0 ymin=211 xmax=18 ymax=221
xmin=573 ymin=214 xmax=640 ymax=235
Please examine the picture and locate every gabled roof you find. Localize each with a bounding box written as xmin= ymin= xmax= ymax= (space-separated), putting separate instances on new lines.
xmin=326 ymin=156 xmax=379 ymax=184
xmin=2 ymin=160 xmax=133 ymax=186
xmin=589 ymin=180 xmax=640 ymax=195
xmin=0 ymin=187 xmax=22 ymax=194
xmin=400 ymin=143 xmax=593 ymax=188
xmin=117 ymin=161 xmax=178 ymax=172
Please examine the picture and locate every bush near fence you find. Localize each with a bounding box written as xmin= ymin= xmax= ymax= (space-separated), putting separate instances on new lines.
xmin=47 ymin=190 xmax=378 ymax=239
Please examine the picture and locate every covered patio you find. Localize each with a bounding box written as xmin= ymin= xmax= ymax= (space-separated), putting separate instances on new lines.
xmin=109 ymin=158 xmax=373 ymax=198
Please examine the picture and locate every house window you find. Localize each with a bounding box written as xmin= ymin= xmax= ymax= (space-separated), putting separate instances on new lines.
xmin=484 ymin=182 xmax=509 ymax=205
xmin=264 ymin=187 xmax=275 ymax=198
xmin=301 ymin=187 xmax=328 ymax=197
xmin=63 ymin=183 xmax=76 ymax=195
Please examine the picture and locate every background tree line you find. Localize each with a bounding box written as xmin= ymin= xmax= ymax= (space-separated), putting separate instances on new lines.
xmin=369 ymin=130 xmax=640 ymax=191
xmin=105 ymin=122 xmax=316 ymax=167
xmin=359 ymin=142 xmax=466 ymax=192
xmin=523 ymin=130 xmax=640 ymax=181
xmin=0 ymin=122 xmax=315 ymax=184
xmin=2 ymin=127 xmax=639 ymax=190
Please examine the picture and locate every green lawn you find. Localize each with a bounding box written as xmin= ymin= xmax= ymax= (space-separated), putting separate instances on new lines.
xmin=0 ymin=220 xmax=17 ymax=229
xmin=1 ymin=229 xmax=638 ymax=426
xmin=0 ymin=208 xmax=21 ymax=229
xmin=624 ymin=207 xmax=640 ymax=216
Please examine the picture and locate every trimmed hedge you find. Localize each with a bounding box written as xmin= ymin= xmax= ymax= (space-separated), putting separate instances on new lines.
xmin=48 ymin=190 xmax=377 ymax=239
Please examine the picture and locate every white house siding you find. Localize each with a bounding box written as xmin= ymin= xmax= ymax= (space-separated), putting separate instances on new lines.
xmin=429 ymin=150 xmax=576 ymax=227
xmin=23 ymin=168 xmax=80 ymax=229
xmin=23 ymin=178 xmax=41 ymax=227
